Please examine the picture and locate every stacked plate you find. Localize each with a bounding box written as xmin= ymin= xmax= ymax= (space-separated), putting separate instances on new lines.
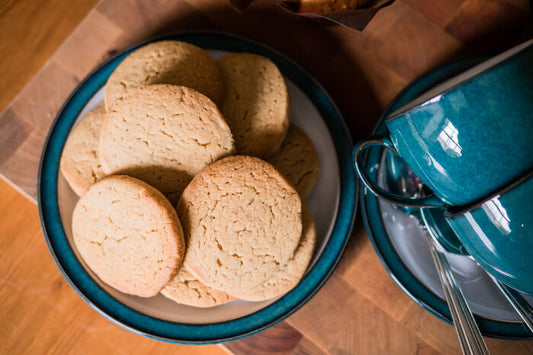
xmin=360 ymin=57 xmax=533 ymax=339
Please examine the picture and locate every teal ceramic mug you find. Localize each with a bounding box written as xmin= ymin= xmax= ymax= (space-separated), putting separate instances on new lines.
xmin=353 ymin=39 xmax=533 ymax=208
xmin=444 ymin=170 xmax=533 ymax=295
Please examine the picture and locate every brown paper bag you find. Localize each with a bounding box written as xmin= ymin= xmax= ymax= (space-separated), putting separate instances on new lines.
xmin=229 ymin=0 xmax=394 ymax=31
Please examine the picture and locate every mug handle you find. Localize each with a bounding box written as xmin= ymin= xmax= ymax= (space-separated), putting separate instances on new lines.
xmin=352 ymin=136 xmax=448 ymax=209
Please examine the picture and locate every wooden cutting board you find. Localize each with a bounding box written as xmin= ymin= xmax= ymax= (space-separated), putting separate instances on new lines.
xmin=1 ymin=0 xmax=533 ymax=354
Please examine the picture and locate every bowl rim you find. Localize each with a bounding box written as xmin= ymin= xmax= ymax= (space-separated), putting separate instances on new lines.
xmin=446 ymin=168 xmax=533 ymax=219
xmin=37 ymin=31 xmax=357 ymax=344
xmin=385 ymin=39 xmax=533 ymax=123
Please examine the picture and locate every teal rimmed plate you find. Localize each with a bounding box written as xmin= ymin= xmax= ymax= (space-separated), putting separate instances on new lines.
xmin=38 ymin=32 xmax=357 ymax=344
xmin=361 ymin=57 xmax=533 ymax=339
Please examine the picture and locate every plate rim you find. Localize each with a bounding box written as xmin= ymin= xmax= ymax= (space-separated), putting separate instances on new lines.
xmin=37 ymin=31 xmax=358 ymax=344
xmin=360 ymin=56 xmax=533 ymax=340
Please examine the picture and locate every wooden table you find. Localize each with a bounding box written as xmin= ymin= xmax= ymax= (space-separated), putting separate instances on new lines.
xmin=1 ymin=0 xmax=533 ymax=354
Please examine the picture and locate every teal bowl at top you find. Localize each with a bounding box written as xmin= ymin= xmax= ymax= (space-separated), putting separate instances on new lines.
xmin=387 ymin=39 xmax=533 ymax=206
xmin=354 ymin=39 xmax=533 ymax=207
xmin=445 ymin=170 xmax=533 ymax=295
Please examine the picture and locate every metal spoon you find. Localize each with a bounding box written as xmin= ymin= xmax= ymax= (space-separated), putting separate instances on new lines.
xmin=490 ymin=277 xmax=533 ymax=333
xmin=383 ymin=151 xmax=490 ymax=355
xmin=420 ymin=207 xmax=533 ymax=334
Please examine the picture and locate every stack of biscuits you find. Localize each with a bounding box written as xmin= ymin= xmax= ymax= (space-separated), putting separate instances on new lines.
xmin=62 ymin=41 xmax=320 ymax=307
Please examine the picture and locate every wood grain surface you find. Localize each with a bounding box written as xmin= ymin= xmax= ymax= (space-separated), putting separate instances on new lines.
xmin=1 ymin=0 xmax=533 ymax=354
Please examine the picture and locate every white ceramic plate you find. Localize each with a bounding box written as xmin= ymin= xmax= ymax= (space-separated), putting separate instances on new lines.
xmin=57 ymin=49 xmax=340 ymax=324
xmin=39 ymin=32 xmax=357 ymax=343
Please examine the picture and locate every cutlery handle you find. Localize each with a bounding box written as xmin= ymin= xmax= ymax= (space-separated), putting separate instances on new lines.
xmin=489 ymin=276 xmax=533 ymax=334
xmin=424 ymin=231 xmax=490 ymax=355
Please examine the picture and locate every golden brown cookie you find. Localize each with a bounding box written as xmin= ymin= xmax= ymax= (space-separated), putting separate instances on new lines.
xmin=218 ymin=53 xmax=290 ymax=158
xmin=178 ymin=155 xmax=302 ymax=295
xmin=161 ymin=267 xmax=234 ymax=308
xmin=268 ymin=124 xmax=320 ymax=197
xmin=105 ymin=40 xmax=224 ymax=109
xmin=230 ymin=205 xmax=316 ymax=301
xmin=99 ymin=84 xmax=235 ymax=203
xmin=60 ymin=103 xmax=107 ymax=196
xmin=72 ymin=175 xmax=185 ymax=297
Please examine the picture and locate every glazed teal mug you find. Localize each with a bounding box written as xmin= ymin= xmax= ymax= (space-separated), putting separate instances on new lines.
xmin=353 ymin=39 xmax=533 ymax=208
xmin=444 ymin=170 xmax=533 ymax=295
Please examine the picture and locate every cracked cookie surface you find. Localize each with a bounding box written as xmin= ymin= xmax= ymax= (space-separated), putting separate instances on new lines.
xmin=72 ymin=175 xmax=185 ymax=297
xmin=161 ymin=267 xmax=234 ymax=308
xmin=99 ymin=84 xmax=235 ymax=203
xmin=218 ymin=53 xmax=290 ymax=158
xmin=230 ymin=205 xmax=316 ymax=301
xmin=105 ymin=40 xmax=224 ymax=109
xmin=268 ymin=124 xmax=320 ymax=198
xmin=178 ymin=155 xmax=302 ymax=294
xmin=60 ymin=103 xmax=107 ymax=196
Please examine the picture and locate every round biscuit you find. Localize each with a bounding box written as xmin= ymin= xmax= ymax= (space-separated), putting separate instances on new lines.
xmin=230 ymin=205 xmax=316 ymax=301
xmin=161 ymin=267 xmax=234 ymax=308
xmin=99 ymin=84 xmax=235 ymax=203
xmin=72 ymin=175 xmax=185 ymax=297
xmin=105 ymin=40 xmax=224 ymax=109
xmin=60 ymin=103 xmax=107 ymax=196
xmin=218 ymin=53 xmax=290 ymax=158
xmin=268 ymin=124 xmax=320 ymax=198
xmin=178 ymin=155 xmax=302 ymax=294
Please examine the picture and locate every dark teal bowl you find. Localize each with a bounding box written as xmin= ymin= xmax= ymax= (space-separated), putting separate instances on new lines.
xmin=356 ymin=40 xmax=533 ymax=207
xmin=37 ymin=32 xmax=357 ymax=344
xmin=446 ymin=170 xmax=533 ymax=295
